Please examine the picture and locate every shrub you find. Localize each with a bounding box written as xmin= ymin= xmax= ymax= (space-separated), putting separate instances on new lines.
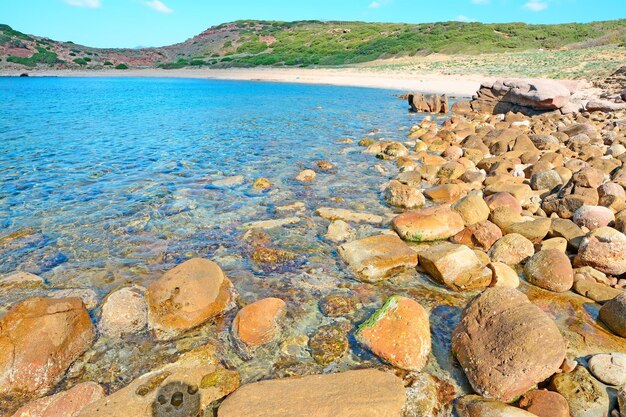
xmin=103 ymin=61 xmax=113 ymax=66
xmin=115 ymin=63 xmax=129 ymax=69
xmin=73 ymin=58 xmax=88 ymax=65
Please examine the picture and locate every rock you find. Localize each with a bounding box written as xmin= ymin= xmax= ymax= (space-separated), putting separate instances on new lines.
xmin=455 ymin=395 xmax=536 ymax=417
xmin=339 ymin=234 xmax=417 ymax=282
xmin=232 ymin=298 xmax=286 ymax=348
xmin=518 ymin=389 xmax=570 ymax=417
xmin=452 ymin=288 xmax=566 ymax=402
xmin=252 ymin=178 xmax=272 ymax=190
xmin=325 ymin=220 xmax=352 ymax=242
xmin=146 ymin=258 xmax=233 ymax=340
xmin=452 ymin=191 xmax=490 ymax=226
xmin=524 ymin=249 xmax=573 ymax=292
xmin=575 ymin=227 xmax=626 ymax=275
xmin=485 ymin=192 xmax=523 ymax=213
xmin=0 ymin=271 xmax=44 ymax=287
xmin=355 ymin=296 xmax=431 ymax=371
xmin=217 ymin=369 xmax=406 ymax=417
xmin=99 ymin=285 xmax=148 ymax=338
xmin=419 ymin=243 xmax=492 ymax=291
xmin=244 ymin=217 xmax=301 ymax=229
xmin=295 ymin=169 xmax=316 ymax=182
xmin=504 ymin=218 xmax=551 ymax=245
xmin=424 ymin=183 xmax=470 ymax=204
xmin=588 ymin=353 xmax=626 ymax=386
xmin=0 ymin=297 xmax=95 ymax=396
xmin=573 ymin=279 xmax=624 ymax=304
xmin=319 ymin=294 xmax=358 ymax=317
xmin=620 ymin=387 xmax=625 ymax=416
xmin=212 ymin=175 xmax=244 ymax=187
xmin=316 ymin=207 xmax=383 ymax=224
xmin=276 ymin=201 xmax=305 ymax=212
xmin=78 ymin=346 xmax=239 ymax=417
xmin=488 ymin=261 xmax=520 ymax=288
xmin=586 ymin=99 xmax=626 ymax=112
xmin=488 ymin=233 xmax=535 ymax=265
xmin=384 ymin=180 xmax=425 ymax=209
xmin=549 ymin=218 xmax=585 ymax=250
xmin=549 ymin=366 xmax=609 ymax=417
xmin=48 ymin=288 xmax=98 ymax=310
xmin=392 ymin=205 xmax=465 ymax=242
xmin=539 ymin=237 xmax=568 ymax=252
xmin=408 ymin=93 xmax=449 ymax=113
xmin=451 ymin=220 xmax=502 ymax=250
xmin=308 ymin=322 xmax=350 ymax=365
xmin=316 ymin=160 xmax=336 ymax=172
xmin=10 ymin=382 xmax=105 ymax=417
xmin=530 ymin=170 xmax=563 ymax=191
xmin=573 ymin=205 xmax=615 ymax=231
xmin=599 ymin=293 xmax=626 ymax=337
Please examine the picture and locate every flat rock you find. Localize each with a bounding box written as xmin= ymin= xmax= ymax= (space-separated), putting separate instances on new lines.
xmin=355 ymin=296 xmax=431 ymax=371
xmin=419 ymin=243 xmax=492 ymax=291
xmin=392 ymin=205 xmax=465 ymax=242
xmin=325 ymin=220 xmax=352 ymax=243
xmin=48 ymin=288 xmax=98 ymax=310
xmin=316 ymin=207 xmax=383 ymax=224
xmin=212 ymin=175 xmax=244 ymax=187
xmin=11 ymin=381 xmax=105 ymax=417
xmin=0 ymin=271 xmax=44 ymax=287
xmin=232 ymin=298 xmax=286 ymax=348
xmin=504 ymin=218 xmax=551 ymax=244
xmin=217 ymin=369 xmax=406 ymax=417
xmin=573 ymin=279 xmax=624 ymax=304
xmin=588 ymin=352 xmax=626 ymax=386
xmin=455 ymin=395 xmax=536 ymax=417
xmin=549 ymin=366 xmax=609 ymax=417
xmin=452 ymin=287 xmax=566 ymax=402
xmin=338 ymin=234 xmax=417 ymax=282
xmin=244 ymin=217 xmax=301 ymax=229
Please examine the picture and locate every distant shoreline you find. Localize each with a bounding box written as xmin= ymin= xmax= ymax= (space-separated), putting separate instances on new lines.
xmin=0 ymin=67 xmax=491 ymax=97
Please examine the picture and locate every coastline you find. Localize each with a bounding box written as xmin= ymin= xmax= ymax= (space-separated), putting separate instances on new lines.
xmin=0 ymin=67 xmax=492 ymax=97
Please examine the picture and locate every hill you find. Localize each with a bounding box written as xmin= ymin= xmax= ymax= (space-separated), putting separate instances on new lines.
xmin=1 ymin=19 xmax=625 ymax=71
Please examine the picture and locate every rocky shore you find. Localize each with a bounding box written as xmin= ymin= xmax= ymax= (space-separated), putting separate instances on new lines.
xmin=2 ymin=71 xmax=626 ymax=417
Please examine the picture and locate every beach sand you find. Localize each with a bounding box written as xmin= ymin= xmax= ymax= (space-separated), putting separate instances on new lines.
xmin=0 ymin=67 xmax=492 ymax=97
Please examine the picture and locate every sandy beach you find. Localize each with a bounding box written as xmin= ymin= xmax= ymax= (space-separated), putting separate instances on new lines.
xmin=0 ymin=67 xmax=492 ymax=97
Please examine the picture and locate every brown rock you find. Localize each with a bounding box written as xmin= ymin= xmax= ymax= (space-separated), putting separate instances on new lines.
xmin=599 ymin=293 xmax=626 ymax=337
xmin=392 ymin=205 xmax=465 ymax=242
xmin=232 ymin=298 xmax=286 ymax=348
xmin=549 ymin=366 xmax=609 ymax=417
xmin=575 ymin=227 xmax=626 ymax=275
xmin=504 ymin=218 xmax=551 ymax=244
xmin=99 ymin=285 xmax=148 ymax=339
xmin=485 ymin=192 xmax=523 ymax=213
xmin=146 ymin=258 xmax=233 ymax=340
xmin=11 ymin=382 xmax=105 ymax=417
xmin=355 ymin=296 xmax=431 ymax=371
xmin=518 ymin=389 xmax=570 ymax=417
xmin=488 ymin=233 xmax=535 ymax=265
xmin=489 ymin=262 xmax=520 ymax=288
xmin=451 ymin=220 xmax=502 ymax=250
xmin=524 ymin=249 xmax=573 ymax=292
xmin=456 ymin=395 xmax=536 ymax=417
xmin=452 ymin=288 xmax=566 ymax=402
xmin=419 ymin=243 xmax=492 ymax=291
xmin=452 ymin=191 xmax=490 ymax=226
xmin=0 ymin=297 xmax=95 ymax=396
xmin=384 ymin=180 xmax=425 ymax=209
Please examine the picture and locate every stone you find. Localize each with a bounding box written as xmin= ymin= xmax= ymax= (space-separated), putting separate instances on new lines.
xmin=452 ymin=191 xmax=490 ymax=226
xmin=586 ymin=99 xmax=626 ymax=112
xmin=620 ymin=387 xmax=625 ymax=417
xmin=455 ymin=395 xmax=536 ymax=417
xmin=588 ymin=353 xmax=626 ymax=386
xmin=488 ymin=233 xmax=535 ymax=265
xmin=504 ymin=218 xmax=551 ymax=244
xmin=232 ymin=298 xmax=286 ymax=348
xmin=78 ymin=346 xmax=239 ymax=417
xmin=392 ymin=205 xmax=465 ymax=242
xmin=295 ymin=169 xmax=316 ymax=182
xmin=308 ymin=322 xmax=350 ymax=365
xmin=549 ymin=366 xmax=609 ymax=417
xmin=599 ymin=293 xmax=626 ymax=337
xmin=10 ymin=382 xmax=105 ymax=417
xmin=355 ymin=296 xmax=431 ymax=371
xmin=488 ymin=261 xmax=520 ymax=288
xmin=539 ymin=237 xmax=568 ymax=252
xmin=146 ymin=258 xmax=233 ymax=340
xmin=419 ymin=243 xmax=492 ymax=291
xmin=252 ymin=178 xmax=272 ymax=190
xmin=451 ymin=220 xmax=502 ymax=250
xmin=244 ymin=217 xmax=301 ymax=229
xmin=573 ymin=279 xmax=624 ymax=304
xmin=518 ymin=389 xmax=570 ymax=417
xmin=48 ymin=289 xmax=98 ymax=310
xmin=530 ymin=170 xmax=563 ymax=191
xmin=0 ymin=271 xmax=44 ymax=287
xmin=485 ymin=192 xmax=523 ymax=213
xmin=0 ymin=297 xmax=95 ymax=396
xmin=325 ymin=220 xmax=352 ymax=243
xmin=549 ymin=218 xmax=585 ymax=250
xmin=524 ymin=249 xmax=573 ymax=292
xmin=338 ymin=234 xmax=417 ymax=282
xmin=573 ymin=205 xmax=615 ymax=230
xmin=217 ymin=369 xmax=406 ymax=417
xmin=316 ymin=207 xmax=383 ymax=224
xmin=212 ymin=175 xmax=244 ymax=187
xmin=452 ymin=288 xmax=566 ymax=402
xmin=99 ymin=285 xmax=148 ymax=338
xmin=575 ymin=227 xmax=626 ymax=275
xmin=319 ymin=294 xmax=358 ymax=317
xmin=384 ymin=180 xmax=425 ymax=209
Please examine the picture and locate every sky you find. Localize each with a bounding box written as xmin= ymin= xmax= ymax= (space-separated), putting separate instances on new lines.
xmin=0 ymin=0 xmax=624 ymax=48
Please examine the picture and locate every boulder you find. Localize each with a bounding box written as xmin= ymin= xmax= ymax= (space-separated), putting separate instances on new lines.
xmin=408 ymin=93 xmax=449 ymax=113
xmin=489 ymin=262 xmax=520 ymax=288
xmin=518 ymin=389 xmax=570 ymax=417
xmin=575 ymin=227 xmax=626 ymax=275
xmin=451 ymin=220 xmax=502 ymax=250
xmin=488 ymin=233 xmax=535 ymax=265
xmin=452 ymin=191 xmax=490 ymax=226
xmin=0 ymin=297 xmax=95 ymax=396
xmin=599 ymin=293 xmax=626 ymax=337
xmin=217 ymin=369 xmax=406 ymax=417
xmin=455 ymin=395 xmax=536 ymax=417
xmin=338 ymin=234 xmax=417 ymax=282
xmin=504 ymin=218 xmax=551 ymax=244
xmin=10 ymin=382 xmax=105 ymax=417
xmin=524 ymin=249 xmax=573 ymax=292
xmin=99 ymin=285 xmax=148 ymax=338
xmin=384 ymin=180 xmax=425 ymax=209
xmin=419 ymin=243 xmax=492 ymax=291
xmin=146 ymin=258 xmax=234 ymax=340
xmin=549 ymin=366 xmax=609 ymax=417
xmin=392 ymin=205 xmax=465 ymax=242
xmin=452 ymin=288 xmax=566 ymax=402
xmin=355 ymin=296 xmax=431 ymax=371
xmin=232 ymin=298 xmax=286 ymax=348
xmin=587 ymin=352 xmax=626 ymax=386
xmin=573 ymin=205 xmax=615 ymax=230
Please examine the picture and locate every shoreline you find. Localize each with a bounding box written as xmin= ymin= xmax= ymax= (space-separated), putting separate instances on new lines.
xmin=0 ymin=67 xmax=492 ymax=97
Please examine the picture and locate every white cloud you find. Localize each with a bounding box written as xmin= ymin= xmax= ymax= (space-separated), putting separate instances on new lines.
xmin=471 ymin=0 xmax=490 ymax=4
xmin=522 ymin=0 xmax=548 ymax=11
xmin=369 ymin=0 xmax=392 ymax=8
xmin=64 ymin=0 xmax=101 ymax=8
xmin=145 ymin=0 xmax=173 ymax=13
xmin=456 ymin=15 xmax=478 ymax=22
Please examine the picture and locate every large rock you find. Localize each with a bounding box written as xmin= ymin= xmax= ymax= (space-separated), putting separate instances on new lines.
xmin=575 ymin=227 xmax=626 ymax=275
xmin=0 ymin=297 xmax=95 ymax=396
xmin=217 ymin=369 xmax=406 ymax=417
xmin=408 ymin=93 xmax=449 ymax=113
xmin=419 ymin=243 xmax=492 ymax=291
xmin=338 ymin=234 xmax=417 ymax=282
xmin=232 ymin=298 xmax=286 ymax=348
xmin=146 ymin=258 xmax=234 ymax=340
xmin=451 ymin=220 xmax=502 ymax=250
xmin=599 ymin=293 xmax=626 ymax=337
xmin=524 ymin=249 xmax=573 ymax=292
xmin=355 ymin=296 xmax=431 ymax=371
xmin=549 ymin=366 xmax=609 ymax=417
xmin=518 ymin=389 xmax=570 ymax=417
xmin=11 ymin=382 xmax=105 ymax=417
xmin=488 ymin=233 xmax=535 ymax=265
xmin=384 ymin=180 xmax=425 ymax=209
xmin=455 ymin=395 xmax=536 ymax=417
xmin=78 ymin=346 xmax=239 ymax=417
xmin=99 ymin=285 xmax=148 ymax=338
xmin=452 ymin=191 xmax=490 ymax=226
xmin=587 ymin=352 xmax=626 ymax=386
xmin=392 ymin=205 xmax=465 ymax=242
xmin=452 ymin=288 xmax=566 ymax=402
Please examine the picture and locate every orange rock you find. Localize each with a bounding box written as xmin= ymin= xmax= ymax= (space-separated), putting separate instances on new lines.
xmin=0 ymin=297 xmax=95 ymax=396
xmin=392 ymin=205 xmax=465 ymax=242
xmin=11 ymin=382 xmax=105 ymax=417
xmin=232 ymin=298 xmax=287 ymax=347
xmin=518 ymin=389 xmax=570 ymax=417
xmin=356 ymin=296 xmax=431 ymax=371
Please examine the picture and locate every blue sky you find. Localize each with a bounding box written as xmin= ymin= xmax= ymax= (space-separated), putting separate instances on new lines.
xmin=1 ymin=0 xmax=624 ymax=48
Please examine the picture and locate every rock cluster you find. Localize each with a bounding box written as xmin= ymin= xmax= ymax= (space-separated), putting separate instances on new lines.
xmin=407 ymin=93 xmax=449 ymax=114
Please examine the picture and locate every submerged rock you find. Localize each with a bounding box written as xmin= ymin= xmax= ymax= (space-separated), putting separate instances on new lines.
xmin=316 ymin=207 xmax=383 ymax=224
xmin=99 ymin=285 xmax=148 ymax=338
xmin=355 ymin=296 xmax=431 ymax=371
xmin=308 ymin=321 xmax=351 ymax=365
xmin=295 ymin=169 xmax=316 ymax=182
xmin=232 ymin=298 xmax=286 ymax=348
xmin=11 ymin=381 xmax=105 ymax=417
